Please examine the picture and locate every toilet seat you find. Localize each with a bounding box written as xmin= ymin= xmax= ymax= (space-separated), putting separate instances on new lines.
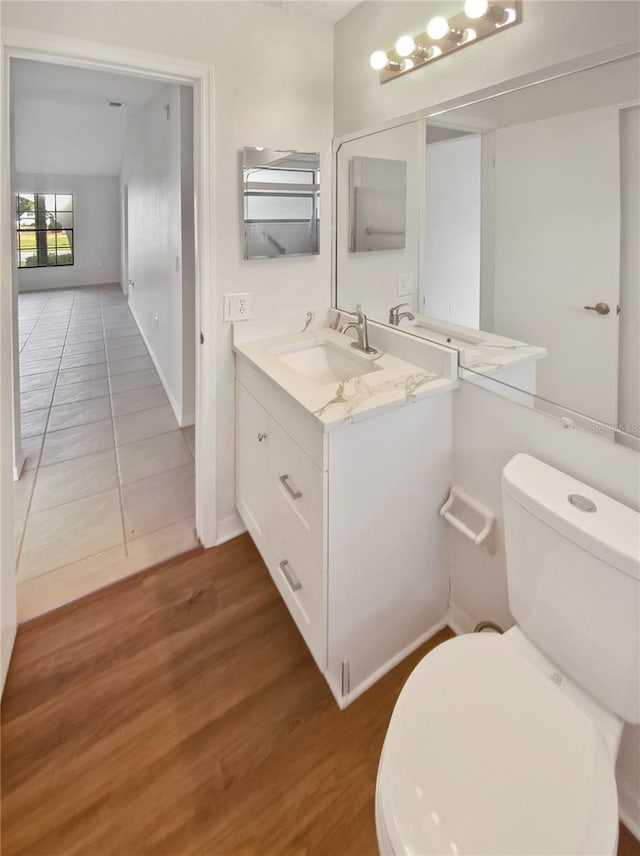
xmin=377 ymin=633 xmax=619 ymax=856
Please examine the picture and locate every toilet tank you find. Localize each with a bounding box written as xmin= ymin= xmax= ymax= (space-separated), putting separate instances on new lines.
xmin=502 ymin=454 xmax=640 ymax=724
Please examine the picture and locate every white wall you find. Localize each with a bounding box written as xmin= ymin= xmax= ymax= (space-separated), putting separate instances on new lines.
xmin=1 ymin=1 xmax=334 ymax=536
xmin=423 ymin=134 xmax=481 ymax=327
xmin=120 ymin=84 xmax=195 ymax=426
xmin=0 ymin=0 xmax=18 ymax=692
xmin=335 ymin=0 xmax=640 ymax=836
xmin=334 ymin=0 xmax=640 ymax=135
xmin=180 ymin=86 xmax=196 ymax=426
xmin=15 ymin=173 xmax=120 ymax=291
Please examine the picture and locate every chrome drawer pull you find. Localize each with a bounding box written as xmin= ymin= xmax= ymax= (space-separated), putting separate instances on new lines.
xmin=279 ymin=559 xmax=301 ymax=591
xmin=279 ymin=474 xmax=302 ymax=500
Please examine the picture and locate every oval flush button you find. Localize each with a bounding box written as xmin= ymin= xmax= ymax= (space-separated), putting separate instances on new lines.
xmin=568 ymin=493 xmax=597 ymax=513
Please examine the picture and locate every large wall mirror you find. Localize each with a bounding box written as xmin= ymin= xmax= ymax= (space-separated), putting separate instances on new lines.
xmin=335 ymin=54 xmax=639 ymax=448
xmin=242 ymin=147 xmax=320 ymax=259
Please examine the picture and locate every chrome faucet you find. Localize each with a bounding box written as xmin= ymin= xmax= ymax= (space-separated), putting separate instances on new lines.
xmin=340 ymin=305 xmax=378 ymax=355
xmin=389 ymin=303 xmax=416 ymax=326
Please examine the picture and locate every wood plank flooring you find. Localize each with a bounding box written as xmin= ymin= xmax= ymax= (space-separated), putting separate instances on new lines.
xmin=1 ymin=533 xmax=639 ymax=856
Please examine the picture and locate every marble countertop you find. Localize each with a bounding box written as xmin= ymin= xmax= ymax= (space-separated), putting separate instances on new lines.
xmin=407 ymin=316 xmax=547 ymax=375
xmin=233 ymin=326 xmax=456 ymax=430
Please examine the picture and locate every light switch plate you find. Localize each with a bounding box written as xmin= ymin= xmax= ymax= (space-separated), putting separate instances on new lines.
xmin=397 ymin=273 xmax=414 ymax=296
xmin=224 ymin=293 xmax=252 ymax=321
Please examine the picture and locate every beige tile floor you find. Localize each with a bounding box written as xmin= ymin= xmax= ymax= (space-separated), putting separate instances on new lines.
xmin=14 ymin=285 xmax=198 ymax=620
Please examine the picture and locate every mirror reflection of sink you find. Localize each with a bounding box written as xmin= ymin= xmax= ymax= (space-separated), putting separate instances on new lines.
xmin=274 ymin=341 xmax=381 ymax=385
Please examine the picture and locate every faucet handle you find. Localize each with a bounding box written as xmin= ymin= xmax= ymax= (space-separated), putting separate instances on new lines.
xmin=355 ymin=303 xmax=366 ymax=321
xmin=389 ymin=302 xmax=409 ymax=324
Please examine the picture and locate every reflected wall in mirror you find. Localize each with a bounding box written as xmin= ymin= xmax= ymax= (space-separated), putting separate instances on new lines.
xmin=242 ymin=147 xmax=319 ymax=259
xmin=349 ymin=156 xmax=407 ymax=252
xmin=335 ymin=54 xmax=640 ymax=446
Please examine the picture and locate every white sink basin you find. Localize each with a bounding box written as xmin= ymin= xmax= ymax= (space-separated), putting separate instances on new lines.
xmin=274 ymin=340 xmax=381 ymax=385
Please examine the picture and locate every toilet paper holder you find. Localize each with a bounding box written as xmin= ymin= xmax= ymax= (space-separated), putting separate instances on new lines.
xmin=439 ymin=486 xmax=496 ymax=554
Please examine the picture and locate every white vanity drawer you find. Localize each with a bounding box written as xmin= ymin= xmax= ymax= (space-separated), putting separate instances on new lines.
xmin=268 ymin=419 xmax=326 ymax=667
xmin=271 ymin=512 xmax=326 ymax=669
xmin=270 ymin=419 xmax=324 ymax=534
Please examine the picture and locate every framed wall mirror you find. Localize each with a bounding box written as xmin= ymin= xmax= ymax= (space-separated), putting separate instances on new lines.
xmin=334 ymin=53 xmax=640 ymax=448
xmin=242 ymin=147 xmax=320 ymax=259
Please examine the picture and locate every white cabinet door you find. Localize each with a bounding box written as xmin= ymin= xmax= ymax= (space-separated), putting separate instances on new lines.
xmin=236 ymin=383 xmax=271 ymax=553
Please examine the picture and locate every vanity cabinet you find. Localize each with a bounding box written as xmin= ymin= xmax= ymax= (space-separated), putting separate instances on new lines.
xmin=236 ymin=357 xmax=452 ymax=707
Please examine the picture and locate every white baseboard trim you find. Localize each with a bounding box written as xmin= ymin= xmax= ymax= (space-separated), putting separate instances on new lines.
xmin=13 ymin=449 xmax=25 ymax=482
xmin=18 ymin=280 xmax=120 ymax=294
xmin=446 ymin=601 xmax=476 ymax=636
xmin=127 ymin=302 xmax=183 ymax=426
xmin=215 ymin=513 xmax=246 ymax=546
xmin=331 ymin=617 xmax=449 ymax=710
xmin=619 ymin=775 xmax=640 ymax=842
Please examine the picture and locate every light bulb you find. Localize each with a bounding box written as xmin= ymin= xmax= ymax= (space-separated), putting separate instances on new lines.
xmin=395 ymin=35 xmax=416 ymax=57
xmin=402 ymin=58 xmax=415 ymax=71
xmin=369 ymin=50 xmax=389 ymax=70
xmin=461 ymin=27 xmax=476 ymax=42
xmin=495 ymin=7 xmax=516 ymax=26
xmin=426 ymin=15 xmax=450 ymax=40
xmin=464 ymin=0 xmax=489 ymax=18
xmin=429 ymin=45 xmax=443 ymax=59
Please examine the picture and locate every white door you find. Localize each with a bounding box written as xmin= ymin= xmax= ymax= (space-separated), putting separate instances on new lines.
xmin=492 ymin=106 xmax=621 ymax=426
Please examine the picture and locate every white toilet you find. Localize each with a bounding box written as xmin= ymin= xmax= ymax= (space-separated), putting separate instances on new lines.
xmin=376 ymin=453 xmax=640 ymax=856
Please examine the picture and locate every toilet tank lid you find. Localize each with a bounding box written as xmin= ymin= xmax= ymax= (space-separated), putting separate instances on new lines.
xmin=502 ymin=454 xmax=640 ymax=581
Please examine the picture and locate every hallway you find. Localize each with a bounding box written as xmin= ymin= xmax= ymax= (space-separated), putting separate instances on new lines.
xmin=14 ymin=285 xmax=198 ymax=620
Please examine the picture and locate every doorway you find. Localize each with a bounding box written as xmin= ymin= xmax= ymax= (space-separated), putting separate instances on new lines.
xmin=3 ymin=37 xmax=216 ymax=620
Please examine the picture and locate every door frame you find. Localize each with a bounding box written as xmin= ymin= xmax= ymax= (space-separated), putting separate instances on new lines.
xmin=1 ymin=28 xmax=218 ymax=548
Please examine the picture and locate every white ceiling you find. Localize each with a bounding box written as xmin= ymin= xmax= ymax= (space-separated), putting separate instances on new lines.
xmin=264 ymin=0 xmax=361 ymax=24
xmin=11 ymin=60 xmax=166 ymax=176
xmin=11 ymin=60 xmax=166 ymax=109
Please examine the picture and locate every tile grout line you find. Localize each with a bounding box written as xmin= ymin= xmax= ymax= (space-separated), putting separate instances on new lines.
xmin=102 ymin=290 xmax=130 ymax=558
xmin=16 ymin=511 xmax=198 ymax=587
xmin=28 ymin=460 xmax=195 ymax=515
xmin=18 ymin=297 xmax=48 ymax=353
xmin=16 ymin=291 xmax=76 ymax=572
xmin=16 ymin=286 xmax=196 ymax=584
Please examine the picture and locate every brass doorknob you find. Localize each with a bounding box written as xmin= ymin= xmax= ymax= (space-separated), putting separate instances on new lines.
xmin=584 ymin=302 xmax=610 ymax=315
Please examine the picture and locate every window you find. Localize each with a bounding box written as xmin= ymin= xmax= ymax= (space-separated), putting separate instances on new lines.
xmin=243 ymin=168 xmax=319 ymax=223
xmin=16 ymin=193 xmax=74 ymax=268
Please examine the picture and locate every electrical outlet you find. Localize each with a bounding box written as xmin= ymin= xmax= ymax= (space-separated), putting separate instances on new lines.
xmin=397 ymin=273 xmax=414 ymax=296
xmin=224 ymin=293 xmax=252 ymax=322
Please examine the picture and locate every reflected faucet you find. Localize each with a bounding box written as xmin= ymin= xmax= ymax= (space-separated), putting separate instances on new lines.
xmin=389 ymin=303 xmax=416 ymax=326
xmin=340 ymin=305 xmax=378 ymax=355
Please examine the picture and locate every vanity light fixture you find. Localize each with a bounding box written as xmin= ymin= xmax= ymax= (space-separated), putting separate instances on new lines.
xmin=426 ymin=15 xmax=450 ymax=39
xmin=464 ymin=0 xmax=513 ymax=24
xmin=369 ymin=49 xmax=402 ymax=71
xmin=371 ymin=0 xmax=521 ymax=84
xmin=394 ymin=34 xmax=441 ymax=62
